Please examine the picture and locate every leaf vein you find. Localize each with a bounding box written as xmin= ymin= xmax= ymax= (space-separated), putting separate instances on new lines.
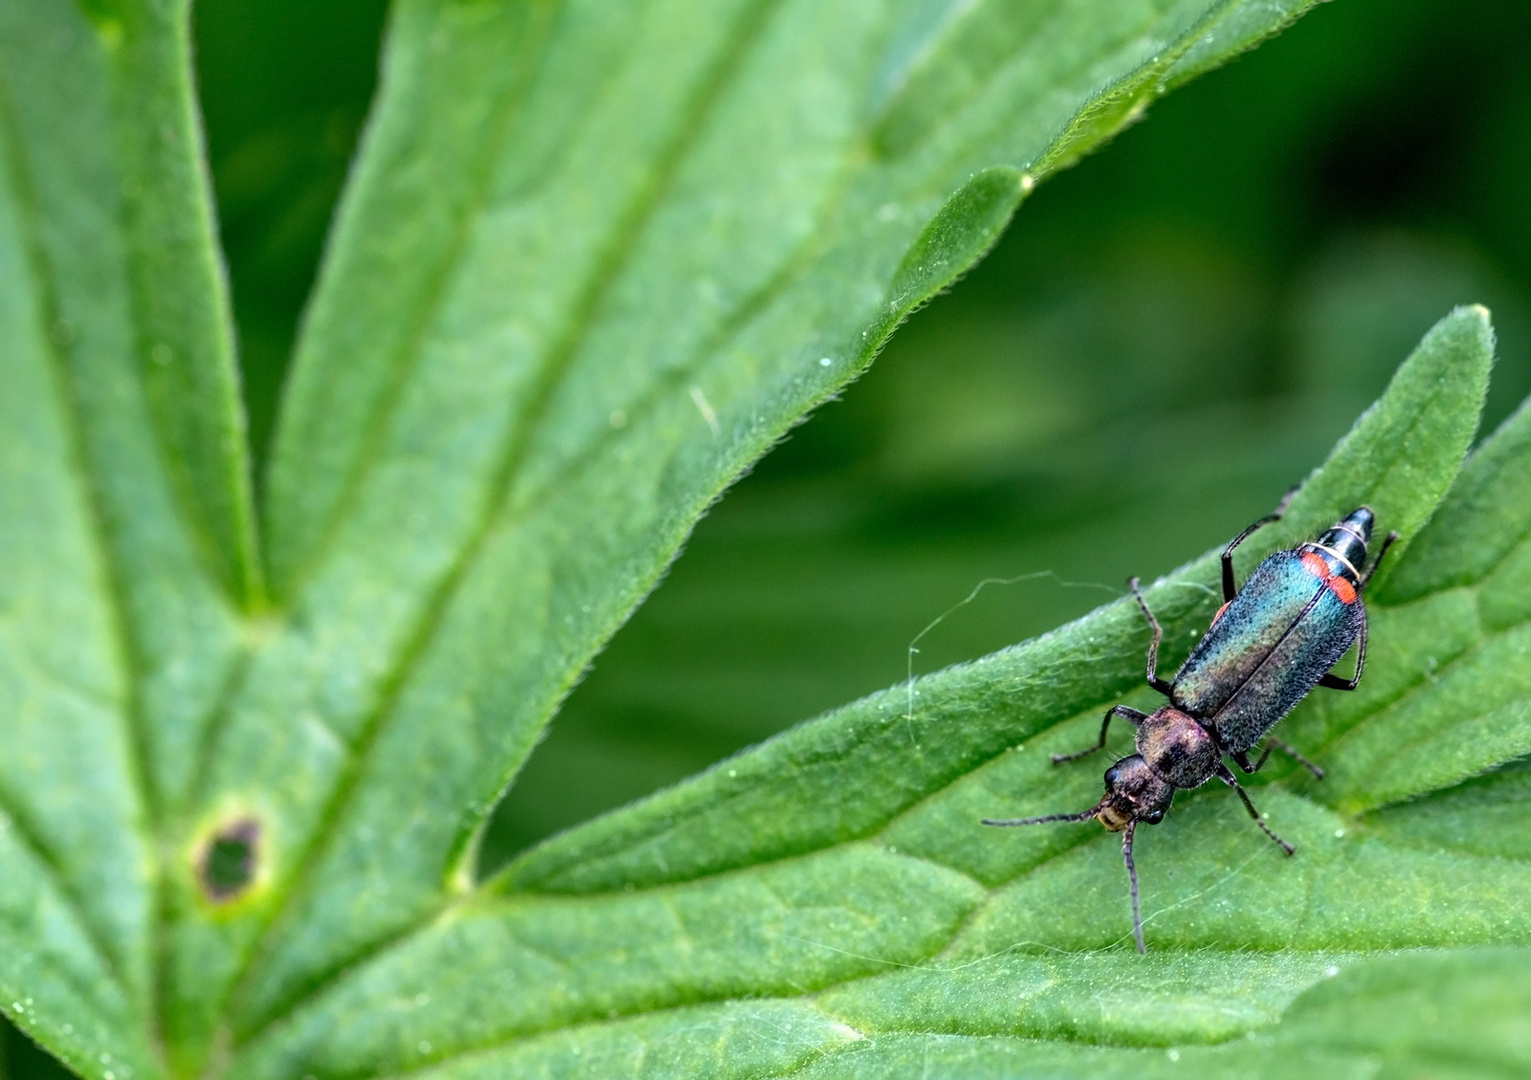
xmin=0 ymin=74 xmax=158 ymax=1021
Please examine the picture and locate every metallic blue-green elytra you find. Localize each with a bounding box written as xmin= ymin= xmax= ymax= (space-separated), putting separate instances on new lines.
xmin=1173 ymin=507 xmax=1372 ymax=755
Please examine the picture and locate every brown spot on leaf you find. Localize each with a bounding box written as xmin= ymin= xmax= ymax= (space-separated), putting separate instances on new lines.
xmin=199 ymin=818 xmax=260 ymax=902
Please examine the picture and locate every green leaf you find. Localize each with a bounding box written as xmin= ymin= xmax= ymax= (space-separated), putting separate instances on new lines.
xmin=0 ymin=0 xmax=257 ymax=1075
xmin=798 ymin=948 xmax=1531 ymax=1078
xmin=334 ymin=947 xmax=1527 ymax=1080
xmin=213 ymin=309 xmax=1521 ymax=1080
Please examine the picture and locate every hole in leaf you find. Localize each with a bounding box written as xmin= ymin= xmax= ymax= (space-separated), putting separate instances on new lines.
xmin=199 ymin=818 xmax=260 ymax=902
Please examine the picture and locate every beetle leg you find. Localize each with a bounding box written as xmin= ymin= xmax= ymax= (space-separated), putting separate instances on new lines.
xmin=1231 ymin=748 xmax=1264 ymax=773
xmin=1239 ymin=738 xmax=1325 ymax=779
xmin=1263 ymin=736 xmax=1325 ymax=779
xmin=1359 ymin=529 xmax=1400 ymax=589
xmin=1220 ymin=487 xmax=1298 ymax=601
xmin=1053 ymin=705 xmax=1149 ymax=764
xmin=1123 ymin=820 xmax=1146 ymax=954
xmin=1318 ymin=605 xmax=1368 ymax=691
xmin=1129 ymin=578 xmax=1176 ymax=697
xmin=1216 ymin=764 xmax=1295 ymax=855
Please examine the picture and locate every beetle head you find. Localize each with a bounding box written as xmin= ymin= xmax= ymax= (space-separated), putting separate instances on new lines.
xmin=1097 ymin=754 xmax=1173 ymax=831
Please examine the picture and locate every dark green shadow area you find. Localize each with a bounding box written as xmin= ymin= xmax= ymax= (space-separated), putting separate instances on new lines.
xmin=2 ymin=1020 xmax=76 ymax=1080
xmin=194 ymin=0 xmax=390 ymax=469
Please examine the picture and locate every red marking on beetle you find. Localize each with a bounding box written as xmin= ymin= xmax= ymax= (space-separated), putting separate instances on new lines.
xmin=1300 ymin=549 xmax=1358 ymax=603
xmin=1299 ymin=551 xmax=1330 ymax=579
xmin=1328 ymin=576 xmax=1357 ymax=604
xmin=1211 ymin=601 xmax=1231 ymax=627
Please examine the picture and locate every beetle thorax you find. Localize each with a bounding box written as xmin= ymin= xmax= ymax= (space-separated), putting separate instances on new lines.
xmin=1137 ymin=707 xmax=1220 ymax=789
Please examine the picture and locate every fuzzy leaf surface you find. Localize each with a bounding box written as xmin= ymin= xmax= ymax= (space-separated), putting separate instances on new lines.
xmin=0 ymin=0 xmax=258 ymax=1076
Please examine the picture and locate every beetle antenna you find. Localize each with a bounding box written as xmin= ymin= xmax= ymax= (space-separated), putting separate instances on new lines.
xmin=1123 ymin=820 xmax=1145 ymax=953
xmin=982 ymin=799 xmax=1105 ymax=827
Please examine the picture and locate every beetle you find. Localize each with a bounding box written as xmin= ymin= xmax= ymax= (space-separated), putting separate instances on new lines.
xmin=983 ymin=496 xmax=1398 ymax=952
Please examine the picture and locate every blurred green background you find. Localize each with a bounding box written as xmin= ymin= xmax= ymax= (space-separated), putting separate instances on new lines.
xmin=193 ymin=0 xmax=1531 ymax=871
